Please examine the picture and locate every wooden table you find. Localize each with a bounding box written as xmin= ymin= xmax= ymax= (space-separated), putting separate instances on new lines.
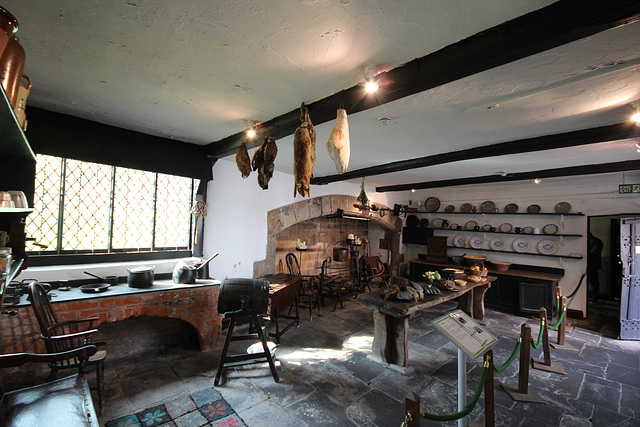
xmin=356 ymin=277 xmax=495 ymax=373
xmin=261 ymin=273 xmax=302 ymax=343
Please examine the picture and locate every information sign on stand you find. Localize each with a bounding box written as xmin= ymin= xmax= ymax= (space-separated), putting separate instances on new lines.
xmin=434 ymin=310 xmax=498 ymax=427
xmin=433 ymin=310 xmax=498 ymax=358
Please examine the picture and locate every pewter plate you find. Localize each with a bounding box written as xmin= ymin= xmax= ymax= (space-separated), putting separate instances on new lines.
xmin=555 ymin=201 xmax=571 ymax=214
xmin=480 ymin=200 xmax=495 ymax=214
xmin=424 ymin=197 xmax=441 ymax=212
xmin=504 ymin=203 xmax=519 ymax=214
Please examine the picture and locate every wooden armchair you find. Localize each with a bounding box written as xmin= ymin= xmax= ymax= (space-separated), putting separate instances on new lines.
xmin=285 ymin=252 xmax=321 ymax=319
xmin=0 ymin=345 xmax=99 ymax=426
xmin=26 ymin=282 xmax=106 ymax=413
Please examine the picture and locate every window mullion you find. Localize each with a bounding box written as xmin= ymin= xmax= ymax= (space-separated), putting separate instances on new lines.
xmin=55 ymin=159 xmax=67 ymax=255
xmin=107 ymin=166 xmax=116 ymax=252
xmin=151 ymin=173 xmax=158 ymax=250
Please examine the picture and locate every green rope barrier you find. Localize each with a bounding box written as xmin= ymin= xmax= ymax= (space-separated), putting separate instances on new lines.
xmin=531 ymin=319 xmax=545 ymax=349
xmin=494 ymin=338 xmax=521 ymax=372
xmin=566 ymin=273 xmax=586 ymax=299
xmin=548 ymin=306 xmax=566 ymax=331
xmin=420 ymin=364 xmax=489 ymax=421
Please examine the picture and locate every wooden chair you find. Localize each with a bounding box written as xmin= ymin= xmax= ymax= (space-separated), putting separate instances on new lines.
xmin=285 ymin=252 xmax=321 ymax=320
xmin=0 ymin=345 xmax=99 ymax=426
xmin=26 ymin=282 xmax=106 ymax=413
xmin=359 ymin=256 xmax=391 ymax=290
xmin=318 ymin=257 xmax=354 ymax=311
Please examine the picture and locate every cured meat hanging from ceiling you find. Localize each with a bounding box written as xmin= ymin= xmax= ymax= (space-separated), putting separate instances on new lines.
xmin=235 ymin=139 xmax=252 ymax=178
xmin=251 ymin=131 xmax=278 ymax=190
xmin=326 ymin=108 xmax=350 ymax=174
xmin=293 ymin=102 xmax=316 ymax=197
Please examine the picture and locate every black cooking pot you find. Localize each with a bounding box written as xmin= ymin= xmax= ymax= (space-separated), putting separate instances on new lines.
xmin=127 ymin=266 xmax=154 ymax=288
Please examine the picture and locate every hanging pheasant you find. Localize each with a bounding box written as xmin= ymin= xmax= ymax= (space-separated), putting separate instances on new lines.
xmin=235 ymin=139 xmax=252 ymax=178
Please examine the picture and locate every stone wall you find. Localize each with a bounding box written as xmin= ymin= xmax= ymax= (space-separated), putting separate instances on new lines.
xmin=255 ymin=194 xmax=402 ymax=277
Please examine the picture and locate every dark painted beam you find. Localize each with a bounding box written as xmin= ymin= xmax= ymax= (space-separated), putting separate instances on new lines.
xmin=205 ymin=0 xmax=640 ymax=159
xmin=311 ymin=122 xmax=639 ymax=185
xmin=375 ymin=160 xmax=640 ymax=192
xmin=25 ymin=107 xmax=214 ymax=181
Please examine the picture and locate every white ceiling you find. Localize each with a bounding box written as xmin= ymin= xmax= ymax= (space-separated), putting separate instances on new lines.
xmin=4 ymin=0 xmax=640 ymax=189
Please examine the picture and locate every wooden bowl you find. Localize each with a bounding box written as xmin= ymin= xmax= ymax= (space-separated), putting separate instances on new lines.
xmin=463 ymin=255 xmax=486 ymax=267
xmin=490 ymin=261 xmax=511 ymax=272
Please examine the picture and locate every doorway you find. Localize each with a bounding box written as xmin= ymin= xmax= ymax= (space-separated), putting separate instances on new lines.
xmin=584 ymin=216 xmax=623 ymax=337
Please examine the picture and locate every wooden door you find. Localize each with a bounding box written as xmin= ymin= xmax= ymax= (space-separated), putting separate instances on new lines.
xmin=620 ymin=217 xmax=640 ymax=340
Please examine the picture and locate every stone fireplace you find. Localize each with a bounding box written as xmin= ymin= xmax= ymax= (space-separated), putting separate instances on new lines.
xmin=254 ymin=195 xmax=402 ymax=278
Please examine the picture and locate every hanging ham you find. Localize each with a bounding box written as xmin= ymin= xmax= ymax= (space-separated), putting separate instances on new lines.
xmin=235 ymin=139 xmax=251 ymax=178
xmin=326 ymin=108 xmax=350 ymax=174
xmin=293 ymin=102 xmax=315 ymax=197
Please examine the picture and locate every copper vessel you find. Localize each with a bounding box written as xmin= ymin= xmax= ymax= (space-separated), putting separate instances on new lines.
xmin=0 ymin=7 xmax=24 ymax=107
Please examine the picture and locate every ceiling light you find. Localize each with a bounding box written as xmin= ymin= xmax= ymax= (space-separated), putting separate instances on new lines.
xmin=364 ymin=66 xmax=379 ymax=94
xmin=246 ymin=121 xmax=259 ymax=138
xmin=534 ymin=178 xmax=541 ymax=184
xmin=632 ymin=103 xmax=640 ymax=125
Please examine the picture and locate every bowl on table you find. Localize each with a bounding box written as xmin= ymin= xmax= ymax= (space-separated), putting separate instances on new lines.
xmin=463 ymin=255 xmax=486 ymax=267
xmin=490 ymin=261 xmax=511 ymax=272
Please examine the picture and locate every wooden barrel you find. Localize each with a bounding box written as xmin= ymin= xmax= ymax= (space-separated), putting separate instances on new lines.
xmin=218 ymin=278 xmax=270 ymax=315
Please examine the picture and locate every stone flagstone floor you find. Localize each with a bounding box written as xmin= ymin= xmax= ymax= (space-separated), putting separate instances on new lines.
xmin=98 ymin=298 xmax=640 ymax=426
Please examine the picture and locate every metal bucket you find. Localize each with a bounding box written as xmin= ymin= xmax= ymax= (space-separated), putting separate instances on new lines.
xmin=332 ymin=241 xmax=349 ymax=262
xmin=218 ymin=278 xmax=270 ymax=315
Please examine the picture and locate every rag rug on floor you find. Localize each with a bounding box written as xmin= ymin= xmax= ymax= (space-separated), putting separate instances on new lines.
xmin=106 ymin=387 xmax=246 ymax=427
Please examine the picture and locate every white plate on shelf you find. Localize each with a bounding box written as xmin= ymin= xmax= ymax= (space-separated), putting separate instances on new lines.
xmin=543 ymin=224 xmax=559 ymax=234
xmin=469 ymin=235 xmax=484 ymax=249
xmin=449 ymin=223 xmax=459 ymax=231
xmin=537 ymin=239 xmax=557 ymax=255
xmin=513 ymin=238 xmax=530 ymax=253
xmin=464 ymin=220 xmax=478 ymax=231
xmin=489 ymin=237 xmax=506 ymax=251
xmin=431 ymin=218 xmax=445 ymax=228
xmin=498 ymin=223 xmax=513 ymax=233
xmin=482 ymin=224 xmax=493 ymax=232
xmin=453 ymin=235 xmax=466 ymax=247
xmin=522 ymin=226 xmax=534 ymax=234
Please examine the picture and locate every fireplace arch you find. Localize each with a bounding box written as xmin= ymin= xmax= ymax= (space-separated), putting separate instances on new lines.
xmin=254 ymin=195 xmax=402 ymax=277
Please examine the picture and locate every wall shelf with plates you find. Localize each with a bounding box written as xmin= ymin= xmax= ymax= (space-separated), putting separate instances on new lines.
xmin=409 ymin=211 xmax=584 ymax=217
xmin=418 ymin=227 xmax=582 ymax=238
xmin=444 ymin=245 xmax=583 ymax=260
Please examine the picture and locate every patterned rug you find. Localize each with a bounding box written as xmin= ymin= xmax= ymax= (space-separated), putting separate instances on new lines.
xmin=106 ymin=387 xmax=246 ymax=427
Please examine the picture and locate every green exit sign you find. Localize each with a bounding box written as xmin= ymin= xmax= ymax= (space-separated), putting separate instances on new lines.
xmin=619 ymin=184 xmax=640 ymax=194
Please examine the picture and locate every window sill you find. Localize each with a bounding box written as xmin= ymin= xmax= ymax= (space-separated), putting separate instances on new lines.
xmin=19 ymin=257 xmax=202 ymax=283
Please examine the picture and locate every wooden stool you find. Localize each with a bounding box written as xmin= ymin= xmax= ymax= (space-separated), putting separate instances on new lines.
xmin=214 ymin=312 xmax=279 ymax=386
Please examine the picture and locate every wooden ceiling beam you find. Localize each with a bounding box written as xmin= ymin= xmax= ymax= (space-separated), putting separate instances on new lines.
xmin=204 ymin=0 xmax=640 ymax=159
xmin=311 ymin=122 xmax=639 ymax=185
xmin=375 ymin=159 xmax=640 ymax=192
